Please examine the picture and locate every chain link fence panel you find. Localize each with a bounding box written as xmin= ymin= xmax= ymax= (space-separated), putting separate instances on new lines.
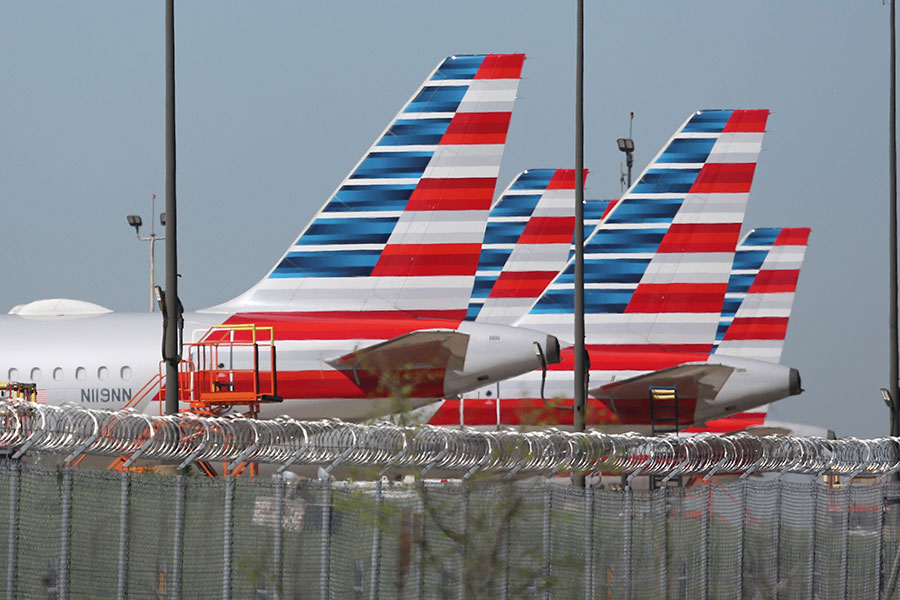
xmin=2 ymin=460 xmax=900 ymax=598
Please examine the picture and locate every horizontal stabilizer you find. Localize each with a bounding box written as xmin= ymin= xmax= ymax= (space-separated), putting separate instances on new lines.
xmin=327 ymin=329 xmax=469 ymax=375
xmin=591 ymin=363 xmax=734 ymax=403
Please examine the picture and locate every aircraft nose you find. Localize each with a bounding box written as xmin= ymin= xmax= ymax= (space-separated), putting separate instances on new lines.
xmin=789 ymin=368 xmax=803 ymax=396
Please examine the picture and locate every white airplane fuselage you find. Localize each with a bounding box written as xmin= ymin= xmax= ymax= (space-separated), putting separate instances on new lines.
xmin=0 ymin=309 xmax=560 ymax=421
xmin=0 ymin=311 xmax=166 ymax=409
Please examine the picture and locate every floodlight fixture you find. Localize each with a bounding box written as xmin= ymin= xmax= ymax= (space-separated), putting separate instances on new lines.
xmin=882 ymin=387 xmax=894 ymax=410
xmin=617 ymin=138 xmax=635 ymax=189
xmin=154 ymin=285 xmax=166 ymax=316
xmin=127 ymin=201 xmax=165 ymax=312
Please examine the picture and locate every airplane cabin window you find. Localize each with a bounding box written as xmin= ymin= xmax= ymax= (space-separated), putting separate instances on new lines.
xmin=75 ymin=367 xmax=86 ymax=381
xmin=120 ymin=366 xmax=132 ymax=381
xmin=30 ymin=368 xmax=41 ymax=382
xmin=7 ymin=368 xmax=17 ymax=381
xmin=98 ymin=366 xmax=109 ymax=381
xmin=53 ymin=368 xmax=63 ymax=381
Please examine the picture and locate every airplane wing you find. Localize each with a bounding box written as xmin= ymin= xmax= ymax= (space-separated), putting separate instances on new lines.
xmin=327 ymin=329 xmax=469 ymax=381
xmin=590 ymin=363 xmax=734 ymax=403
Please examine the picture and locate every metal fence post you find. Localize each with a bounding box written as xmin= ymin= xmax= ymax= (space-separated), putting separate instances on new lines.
xmin=700 ymin=484 xmax=709 ymax=600
xmin=659 ymin=488 xmax=668 ymax=596
xmin=223 ymin=475 xmax=234 ymax=600
xmin=500 ymin=483 xmax=511 ymax=600
xmin=738 ymin=480 xmax=747 ymax=599
xmin=274 ymin=475 xmax=284 ymax=600
xmin=585 ymin=487 xmax=594 ymax=600
xmin=59 ymin=468 xmax=72 ymax=600
xmin=808 ymin=483 xmax=818 ymax=600
xmin=542 ymin=479 xmax=552 ymax=600
xmin=117 ymin=470 xmax=130 ymax=600
xmin=415 ymin=483 xmax=425 ymax=600
xmin=172 ymin=472 xmax=185 ymax=600
xmin=501 ymin=519 xmax=510 ymax=600
xmin=877 ymin=484 xmax=885 ymax=600
xmin=840 ymin=485 xmax=849 ymax=600
xmin=775 ymin=481 xmax=782 ymax=590
xmin=885 ymin=499 xmax=900 ymax=599
xmin=6 ymin=463 xmax=19 ymax=600
xmin=321 ymin=478 xmax=331 ymax=600
xmin=459 ymin=483 xmax=468 ymax=600
xmin=624 ymin=487 xmax=632 ymax=600
xmin=369 ymin=478 xmax=383 ymax=600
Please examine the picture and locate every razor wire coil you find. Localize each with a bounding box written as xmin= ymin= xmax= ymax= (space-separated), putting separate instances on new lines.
xmin=1 ymin=399 xmax=900 ymax=477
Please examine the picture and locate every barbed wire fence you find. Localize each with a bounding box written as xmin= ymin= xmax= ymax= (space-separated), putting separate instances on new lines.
xmin=1 ymin=399 xmax=899 ymax=478
xmin=1 ymin=400 xmax=900 ymax=598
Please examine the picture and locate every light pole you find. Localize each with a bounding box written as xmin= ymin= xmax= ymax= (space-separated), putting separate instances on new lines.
xmin=890 ymin=0 xmax=899 ymax=436
xmin=617 ymin=136 xmax=635 ymax=190
xmin=573 ymin=0 xmax=586 ymax=489
xmin=164 ymin=0 xmax=181 ymax=416
xmin=126 ymin=194 xmax=166 ymax=312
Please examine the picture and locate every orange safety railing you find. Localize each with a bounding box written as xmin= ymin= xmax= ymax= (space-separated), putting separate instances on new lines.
xmin=175 ymin=323 xmax=279 ymax=418
xmin=129 ymin=324 xmax=280 ymax=417
xmin=120 ymin=371 xmax=166 ymax=413
xmin=111 ymin=323 xmax=279 ymax=476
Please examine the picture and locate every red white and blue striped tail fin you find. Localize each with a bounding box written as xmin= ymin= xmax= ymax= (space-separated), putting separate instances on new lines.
xmin=465 ymin=186 xmax=611 ymax=323
xmin=464 ymin=169 xmax=586 ymax=324
xmin=582 ymin=198 xmax=616 ymax=243
xmin=714 ymin=227 xmax=810 ymax=361
xmin=518 ymin=109 xmax=769 ymax=351
xmin=204 ymin=54 xmax=525 ymax=318
xmin=683 ymin=227 xmax=809 ymax=434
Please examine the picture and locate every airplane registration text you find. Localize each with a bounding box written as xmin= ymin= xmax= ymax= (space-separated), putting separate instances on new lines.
xmin=81 ymin=388 xmax=133 ymax=404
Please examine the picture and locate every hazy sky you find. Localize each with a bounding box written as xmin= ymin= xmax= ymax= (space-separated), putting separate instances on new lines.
xmin=0 ymin=2 xmax=890 ymax=437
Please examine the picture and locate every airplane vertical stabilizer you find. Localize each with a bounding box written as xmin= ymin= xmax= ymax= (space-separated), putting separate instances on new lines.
xmin=465 ymin=172 xmax=609 ymax=324
xmin=519 ymin=109 xmax=769 ymax=352
xmin=684 ymin=227 xmax=809 ymax=433
xmin=204 ymin=54 xmax=525 ymax=318
xmin=466 ymin=169 xmax=587 ymax=325
xmin=714 ymin=227 xmax=810 ymax=362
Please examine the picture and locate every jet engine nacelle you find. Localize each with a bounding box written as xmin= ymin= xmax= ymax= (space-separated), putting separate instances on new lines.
xmin=444 ymin=321 xmax=561 ymax=397
xmin=694 ymin=355 xmax=802 ymax=424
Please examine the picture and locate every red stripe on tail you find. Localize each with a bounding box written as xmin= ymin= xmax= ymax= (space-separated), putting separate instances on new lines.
xmin=488 ymin=271 xmax=558 ymax=298
xmin=626 ymin=283 xmax=728 ymax=313
xmin=441 ymin=112 xmax=512 ymax=145
xmin=224 ymin=313 xmax=464 ymax=341
xmin=690 ymin=163 xmax=757 ymax=194
xmin=405 ymin=178 xmax=496 ymax=211
xmin=747 ymin=270 xmax=800 ymax=293
xmin=723 ymin=317 xmax=789 ymax=340
xmin=774 ymin=228 xmax=811 ymax=246
xmin=371 ymin=243 xmax=482 ymax=276
xmin=474 ymin=54 xmax=525 ymax=79
xmin=546 ymin=168 xmax=588 ymax=190
xmin=722 ymin=109 xmax=769 ymax=133
xmin=656 ymin=223 xmax=742 ymax=253
xmin=518 ymin=217 xmax=576 ymax=244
